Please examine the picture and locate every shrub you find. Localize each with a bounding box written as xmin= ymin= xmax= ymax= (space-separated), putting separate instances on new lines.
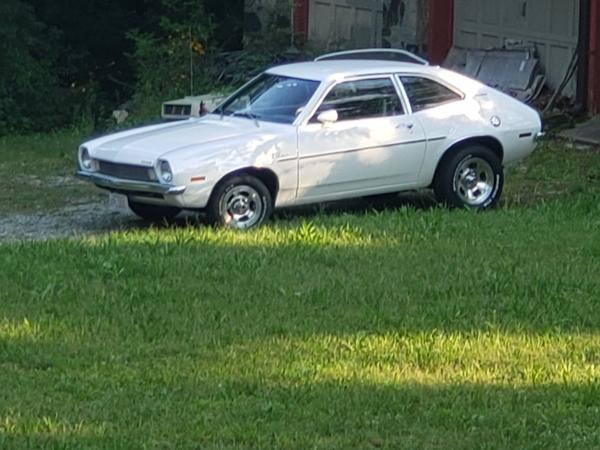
xmin=0 ymin=0 xmax=68 ymax=134
xmin=127 ymin=0 xmax=216 ymax=116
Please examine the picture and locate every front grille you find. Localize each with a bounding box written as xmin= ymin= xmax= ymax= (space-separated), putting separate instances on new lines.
xmin=97 ymin=160 xmax=155 ymax=182
xmin=163 ymin=104 xmax=192 ymax=116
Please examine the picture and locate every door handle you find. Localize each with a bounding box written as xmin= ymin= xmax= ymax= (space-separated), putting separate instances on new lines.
xmin=397 ymin=123 xmax=414 ymax=130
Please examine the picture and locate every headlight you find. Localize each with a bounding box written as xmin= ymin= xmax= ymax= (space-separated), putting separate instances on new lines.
xmin=79 ymin=147 xmax=93 ymax=170
xmin=159 ymin=160 xmax=173 ymax=183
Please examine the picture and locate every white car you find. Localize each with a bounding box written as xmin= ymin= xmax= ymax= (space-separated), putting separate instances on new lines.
xmin=77 ymin=59 xmax=542 ymax=229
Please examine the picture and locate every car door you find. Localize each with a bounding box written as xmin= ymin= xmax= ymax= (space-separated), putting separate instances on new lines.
xmin=296 ymin=76 xmax=427 ymax=202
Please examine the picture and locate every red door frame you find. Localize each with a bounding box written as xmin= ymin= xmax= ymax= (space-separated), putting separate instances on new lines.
xmin=427 ymin=0 xmax=454 ymax=65
xmin=293 ymin=0 xmax=310 ymax=46
xmin=588 ymin=0 xmax=600 ymax=113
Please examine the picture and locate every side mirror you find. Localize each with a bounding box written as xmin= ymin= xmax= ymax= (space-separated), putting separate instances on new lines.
xmin=317 ymin=109 xmax=338 ymax=125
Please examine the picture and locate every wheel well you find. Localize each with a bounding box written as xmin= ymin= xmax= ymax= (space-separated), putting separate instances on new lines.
xmin=216 ymin=167 xmax=279 ymax=200
xmin=432 ymin=136 xmax=504 ymax=186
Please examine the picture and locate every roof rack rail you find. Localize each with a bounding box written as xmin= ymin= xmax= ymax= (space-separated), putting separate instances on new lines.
xmin=315 ymin=48 xmax=429 ymax=66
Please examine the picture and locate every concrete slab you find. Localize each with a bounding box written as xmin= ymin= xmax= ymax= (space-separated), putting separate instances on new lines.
xmin=559 ymin=116 xmax=600 ymax=145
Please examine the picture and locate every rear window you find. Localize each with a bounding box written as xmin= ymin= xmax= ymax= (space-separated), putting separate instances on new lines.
xmin=399 ymin=76 xmax=462 ymax=112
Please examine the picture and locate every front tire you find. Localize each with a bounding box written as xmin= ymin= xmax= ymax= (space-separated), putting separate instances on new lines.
xmin=207 ymin=175 xmax=273 ymax=229
xmin=128 ymin=200 xmax=181 ymax=222
xmin=433 ymin=145 xmax=503 ymax=209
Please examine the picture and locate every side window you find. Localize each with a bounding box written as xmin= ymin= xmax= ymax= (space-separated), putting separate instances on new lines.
xmin=315 ymin=78 xmax=404 ymax=121
xmin=400 ymin=76 xmax=462 ymax=112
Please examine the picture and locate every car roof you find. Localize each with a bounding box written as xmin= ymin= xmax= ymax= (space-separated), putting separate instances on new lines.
xmin=266 ymin=60 xmax=440 ymax=83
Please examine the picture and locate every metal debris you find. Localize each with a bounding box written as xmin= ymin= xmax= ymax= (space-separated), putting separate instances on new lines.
xmin=444 ymin=46 xmax=545 ymax=103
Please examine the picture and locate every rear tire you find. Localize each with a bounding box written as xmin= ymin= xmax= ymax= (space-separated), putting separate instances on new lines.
xmin=433 ymin=145 xmax=503 ymax=209
xmin=207 ymin=175 xmax=273 ymax=229
xmin=128 ymin=200 xmax=181 ymax=222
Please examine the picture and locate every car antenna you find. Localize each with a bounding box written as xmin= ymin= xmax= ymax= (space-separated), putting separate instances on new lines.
xmin=189 ymin=26 xmax=194 ymax=97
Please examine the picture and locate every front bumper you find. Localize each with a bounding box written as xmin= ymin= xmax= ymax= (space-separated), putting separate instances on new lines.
xmin=76 ymin=171 xmax=186 ymax=196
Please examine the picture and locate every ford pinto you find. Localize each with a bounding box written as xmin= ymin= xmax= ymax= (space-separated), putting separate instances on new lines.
xmin=77 ymin=59 xmax=542 ymax=229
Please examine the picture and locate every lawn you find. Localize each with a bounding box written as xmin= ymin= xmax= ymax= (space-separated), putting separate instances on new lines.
xmin=0 ymin=132 xmax=599 ymax=449
xmin=0 ymin=130 xmax=102 ymax=214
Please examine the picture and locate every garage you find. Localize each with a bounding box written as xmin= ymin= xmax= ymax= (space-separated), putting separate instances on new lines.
xmin=308 ymin=0 xmax=383 ymax=48
xmin=453 ymin=0 xmax=580 ymax=96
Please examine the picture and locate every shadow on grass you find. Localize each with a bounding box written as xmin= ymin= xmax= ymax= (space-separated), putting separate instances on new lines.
xmin=273 ymin=190 xmax=438 ymax=222
xmin=123 ymin=190 xmax=439 ymax=232
xmin=1 ymin=379 xmax=599 ymax=449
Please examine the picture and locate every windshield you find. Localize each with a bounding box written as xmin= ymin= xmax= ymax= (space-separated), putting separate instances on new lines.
xmin=215 ymin=73 xmax=320 ymax=124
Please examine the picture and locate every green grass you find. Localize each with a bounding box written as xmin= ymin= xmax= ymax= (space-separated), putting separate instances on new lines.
xmin=0 ymin=130 xmax=102 ymax=214
xmin=0 ymin=135 xmax=600 ymax=448
xmin=503 ymin=140 xmax=600 ymax=207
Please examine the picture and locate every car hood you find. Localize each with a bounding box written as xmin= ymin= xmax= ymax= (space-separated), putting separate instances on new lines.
xmin=87 ymin=117 xmax=271 ymax=165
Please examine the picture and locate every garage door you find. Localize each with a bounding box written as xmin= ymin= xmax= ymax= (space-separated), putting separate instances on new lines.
xmin=309 ymin=0 xmax=383 ymax=49
xmin=454 ymin=0 xmax=579 ymax=96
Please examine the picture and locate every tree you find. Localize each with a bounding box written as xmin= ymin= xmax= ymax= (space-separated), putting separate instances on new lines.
xmin=128 ymin=0 xmax=215 ymax=113
xmin=0 ymin=0 xmax=66 ymax=133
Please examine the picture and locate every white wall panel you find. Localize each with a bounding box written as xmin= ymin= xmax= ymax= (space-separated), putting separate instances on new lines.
xmin=309 ymin=0 xmax=383 ymax=49
xmin=454 ymin=0 xmax=579 ymax=96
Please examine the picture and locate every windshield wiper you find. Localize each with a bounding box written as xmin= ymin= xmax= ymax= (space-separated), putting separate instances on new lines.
xmin=214 ymin=106 xmax=229 ymax=120
xmin=232 ymin=110 xmax=261 ymax=128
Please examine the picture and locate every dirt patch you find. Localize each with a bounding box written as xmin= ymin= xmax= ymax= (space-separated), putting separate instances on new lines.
xmin=0 ymin=201 xmax=139 ymax=242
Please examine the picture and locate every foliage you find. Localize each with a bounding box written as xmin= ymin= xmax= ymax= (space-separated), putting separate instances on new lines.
xmin=0 ymin=1 xmax=66 ymax=134
xmin=0 ymin=0 xmax=249 ymax=133
xmin=0 ymin=0 xmax=299 ymax=133
xmin=203 ymin=49 xmax=309 ymax=92
xmin=0 ymin=0 xmax=110 ymax=135
xmin=126 ymin=0 xmax=298 ymax=120
xmin=127 ymin=0 xmax=216 ymax=116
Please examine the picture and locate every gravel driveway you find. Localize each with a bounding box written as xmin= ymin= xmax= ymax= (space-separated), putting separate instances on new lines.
xmin=0 ymin=201 xmax=138 ymax=242
xmin=0 ymin=191 xmax=436 ymax=243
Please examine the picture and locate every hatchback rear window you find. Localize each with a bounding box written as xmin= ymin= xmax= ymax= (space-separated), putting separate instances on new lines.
xmin=399 ymin=76 xmax=462 ymax=112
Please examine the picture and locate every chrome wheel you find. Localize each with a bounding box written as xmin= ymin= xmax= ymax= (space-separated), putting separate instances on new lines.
xmin=453 ymin=156 xmax=496 ymax=207
xmin=219 ymin=184 xmax=264 ymax=229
